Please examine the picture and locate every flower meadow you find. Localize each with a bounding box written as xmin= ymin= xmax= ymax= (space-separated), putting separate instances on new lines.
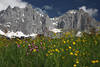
xmin=0 ymin=32 xmax=100 ymax=67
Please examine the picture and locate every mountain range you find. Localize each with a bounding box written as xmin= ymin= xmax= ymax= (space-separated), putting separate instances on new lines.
xmin=0 ymin=4 xmax=99 ymax=38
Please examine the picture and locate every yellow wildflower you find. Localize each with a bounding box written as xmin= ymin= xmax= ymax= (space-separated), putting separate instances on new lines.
xmin=50 ymin=53 xmax=53 ymax=55
xmin=83 ymin=39 xmax=86 ymax=42
xmin=73 ymin=64 xmax=77 ymax=67
xmin=66 ymin=48 xmax=68 ymax=51
xmin=55 ymin=49 xmax=60 ymax=53
xmin=23 ymin=45 xmax=25 ymax=47
xmin=48 ymin=51 xmax=50 ymax=53
xmin=91 ymin=60 xmax=96 ymax=64
xmin=33 ymin=49 xmax=36 ymax=52
xmin=78 ymin=38 xmax=81 ymax=42
xmin=61 ymin=49 xmax=64 ymax=52
xmin=75 ymin=50 xmax=79 ymax=53
xmin=46 ymin=53 xmax=48 ymax=56
xmin=62 ymin=56 xmax=65 ymax=59
xmin=76 ymin=60 xmax=79 ymax=64
xmin=55 ymin=49 xmax=58 ymax=51
xmin=64 ymin=41 xmax=66 ymax=44
xmin=67 ymin=40 xmax=69 ymax=43
xmin=70 ymin=52 xmax=73 ymax=55
xmin=95 ymin=60 xmax=99 ymax=63
xmin=73 ymin=42 xmax=76 ymax=45
xmin=75 ymin=53 xmax=78 ymax=56
xmin=51 ymin=49 xmax=54 ymax=52
xmin=73 ymin=49 xmax=75 ymax=51
xmin=94 ymin=40 xmax=97 ymax=45
xmin=54 ymin=45 xmax=56 ymax=47
xmin=69 ymin=46 xmax=72 ymax=49
xmin=16 ymin=42 xmax=18 ymax=44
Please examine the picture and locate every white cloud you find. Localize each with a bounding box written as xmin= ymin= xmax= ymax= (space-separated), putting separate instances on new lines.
xmin=79 ymin=6 xmax=98 ymax=16
xmin=43 ymin=5 xmax=53 ymax=10
xmin=0 ymin=0 xmax=28 ymax=11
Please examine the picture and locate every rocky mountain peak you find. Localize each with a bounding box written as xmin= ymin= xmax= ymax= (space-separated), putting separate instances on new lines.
xmin=0 ymin=4 xmax=99 ymax=38
xmin=51 ymin=9 xmax=98 ymax=33
xmin=6 ymin=5 xmax=12 ymax=11
xmin=26 ymin=4 xmax=33 ymax=8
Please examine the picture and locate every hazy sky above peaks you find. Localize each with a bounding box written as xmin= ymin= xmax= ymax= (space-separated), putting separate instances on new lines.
xmin=23 ymin=0 xmax=100 ymax=21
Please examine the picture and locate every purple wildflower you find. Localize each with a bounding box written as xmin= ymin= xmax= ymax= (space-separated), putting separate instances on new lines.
xmin=34 ymin=46 xmax=38 ymax=49
xmin=40 ymin=41 xmax=43 ymax=45
xmin=36 ymin=49 xmax=39 ymax=52
xmin=17 ymin=44 xmax=20 ymax=47
xmin=28 ymin=44 xmax=31 ymax=47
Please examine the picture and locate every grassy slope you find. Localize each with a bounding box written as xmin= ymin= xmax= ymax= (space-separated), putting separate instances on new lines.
xmin=0 ymin=32 xmax=100 ymax=67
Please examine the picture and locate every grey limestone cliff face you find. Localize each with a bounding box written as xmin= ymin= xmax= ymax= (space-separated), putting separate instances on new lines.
xmin=0 ymin=4 xmax=51 ymax=35
xmin=0 ymin=4 xmax=99 ymax=36
xmin=55 ymin=9 xmax=98 ymax=32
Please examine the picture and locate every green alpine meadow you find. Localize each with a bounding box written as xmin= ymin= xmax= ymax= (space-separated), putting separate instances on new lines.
xmin=0 ymin=31 xmax=100 ymax=67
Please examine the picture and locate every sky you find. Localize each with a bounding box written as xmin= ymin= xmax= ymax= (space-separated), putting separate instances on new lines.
xmin=23 ymin=0 xmax=100 ymax=21
xmin=0 ymin=0 xmax=100 ymax=21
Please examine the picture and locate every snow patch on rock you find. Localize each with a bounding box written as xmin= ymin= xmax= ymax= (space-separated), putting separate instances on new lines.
xmin=76 ymin=31 xmax=82 ymax=37
xmin=0 ymin=30 xmax=37 ymax=38
xmin=68 ymin=10 xmax=76 ymax=14
xmin=50 ymin=28 xmax=62 ymax=33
